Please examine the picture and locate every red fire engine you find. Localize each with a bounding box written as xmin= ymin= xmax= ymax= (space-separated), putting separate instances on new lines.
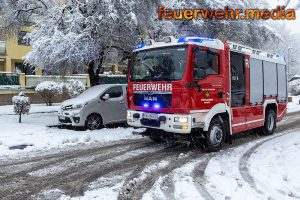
xmin=127 ymin=36 xmax=287 ymax=151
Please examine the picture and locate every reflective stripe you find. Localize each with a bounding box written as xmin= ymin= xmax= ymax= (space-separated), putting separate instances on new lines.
xmin=232 ymin=118 xmax=264 ymax=127
xmin=190 ymin=109 xmax=210 ymax=113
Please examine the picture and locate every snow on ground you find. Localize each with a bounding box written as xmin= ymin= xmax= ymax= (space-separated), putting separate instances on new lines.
xmin=204 ymin=143 xmax=261 ymax=200
xmin=248 ymin=132 xmax=300 ymax=199
xmin=140 ymin=131 xmax=300 ymax=200
xmin=204 ymin=131 xmax=300 ymax=200
xmin=0 ymin=104 xmax=139 ymax=157
xmin=287 ymin=96 xmax=300 ymax=113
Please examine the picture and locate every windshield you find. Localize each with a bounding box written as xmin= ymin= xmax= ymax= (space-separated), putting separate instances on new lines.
xmin=76 ymin=85 xmax=106 ymax=100
xmin=130 ymin=46 xmax=188 ymax=82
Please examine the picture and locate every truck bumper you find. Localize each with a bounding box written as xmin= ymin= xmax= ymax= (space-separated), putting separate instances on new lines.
xmin=127 ymin=110 xmax=196 ymax=134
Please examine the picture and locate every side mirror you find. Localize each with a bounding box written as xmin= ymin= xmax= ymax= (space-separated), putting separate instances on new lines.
xmin=102 ymin=94 xmax=110 ymax=101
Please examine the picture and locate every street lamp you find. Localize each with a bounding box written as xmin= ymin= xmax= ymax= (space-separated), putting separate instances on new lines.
xmin=287 ymin=47 xmax=294 ymax=79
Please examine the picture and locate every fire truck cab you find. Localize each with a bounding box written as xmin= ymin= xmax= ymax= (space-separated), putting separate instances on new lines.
xmin=127 ymin=36 xmax=287 ymax=151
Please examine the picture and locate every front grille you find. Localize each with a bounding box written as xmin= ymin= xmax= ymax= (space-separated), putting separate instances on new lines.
xmin=59 ymin=117 xmax=72 ymax=123
xmin=140 ymin=118 xmax=160 ymax=127
xmin=134 ymin=93 xmax=172 ymax=108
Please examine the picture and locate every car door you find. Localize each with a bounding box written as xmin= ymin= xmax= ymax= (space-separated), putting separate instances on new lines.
xmin=120 ymin=86 xmax=127 ymax=121
xmin=100 ymin=86 xmax=125 ymax=124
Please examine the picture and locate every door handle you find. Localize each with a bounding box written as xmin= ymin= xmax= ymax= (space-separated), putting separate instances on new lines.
xmin=120 ymin=101 xmax=125 ymax=104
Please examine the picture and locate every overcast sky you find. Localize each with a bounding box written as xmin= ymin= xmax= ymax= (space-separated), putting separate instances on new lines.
xmin=267 ymin=0 xmax=300 ymax=33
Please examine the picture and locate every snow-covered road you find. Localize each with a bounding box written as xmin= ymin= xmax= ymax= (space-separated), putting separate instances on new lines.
xmin=0 ymin=104 xmax=299 ymax=199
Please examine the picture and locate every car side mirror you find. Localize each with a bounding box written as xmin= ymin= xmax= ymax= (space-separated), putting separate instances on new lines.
xmin=102 ymin=94 xmax=110 ymax=101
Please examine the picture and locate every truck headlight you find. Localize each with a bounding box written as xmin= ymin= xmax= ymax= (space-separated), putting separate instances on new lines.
xmin=174 ymin=117 xmax=188 ymax=123
xmin=127 ymin=111 xmax=132 ymax=118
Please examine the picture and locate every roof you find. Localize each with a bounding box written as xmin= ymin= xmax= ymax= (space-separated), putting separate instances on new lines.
xmin=228 ymin=41 xmax=286 ymax=65
xmin=133 ymin=36 xmax=224 ymax=52
xmin=133 ymin=36 xmax=286 ymax=65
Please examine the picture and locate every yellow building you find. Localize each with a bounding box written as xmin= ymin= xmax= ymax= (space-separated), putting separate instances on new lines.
xmin=0 ymin=30 xmax=42 ymax=75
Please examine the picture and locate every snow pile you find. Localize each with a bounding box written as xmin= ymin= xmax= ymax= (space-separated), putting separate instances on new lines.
xmin=35 ymin=81 xmax=62 ymax=106
xmin=12 ymin=91 xmax=31 ymax=123
xmin=287 ymin=96 xmax=300 ymax=113
xmin=60 ymin=79 xmax=86 ymax=98
xmin=289 ymin=79 xmax=300 ymax=96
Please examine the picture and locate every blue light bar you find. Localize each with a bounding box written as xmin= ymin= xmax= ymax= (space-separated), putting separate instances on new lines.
xmin=178 ymin=37 xmax=214 ymax=43
xmin=143 ymin=103 xmax=149 ymax=108
xmin=153 ymin=103 xmax=161 ymax=110
xmin=134 ymin=44 xmax=145 ymax=50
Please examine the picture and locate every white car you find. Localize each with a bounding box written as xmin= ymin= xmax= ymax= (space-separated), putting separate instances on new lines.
xmin=58 ymin=84 xmax=127 ymax=130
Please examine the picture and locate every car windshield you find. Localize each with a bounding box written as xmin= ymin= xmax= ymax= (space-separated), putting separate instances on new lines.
xmin=76 ymin=85 xmax=106 ymax=100
xmin=130 ymin=46 xmax=188 ymax=82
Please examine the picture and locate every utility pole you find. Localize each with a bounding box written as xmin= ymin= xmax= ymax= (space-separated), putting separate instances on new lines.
xmin=287 ymin=47 xmax=294 ymax=80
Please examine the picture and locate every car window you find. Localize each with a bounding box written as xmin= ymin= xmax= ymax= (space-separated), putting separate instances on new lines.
xmin=103 ymin=86 xmax=123 ymax=98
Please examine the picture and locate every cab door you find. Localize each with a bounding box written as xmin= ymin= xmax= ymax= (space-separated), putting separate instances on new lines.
xmin=190 ymin=47 xmax=223 ymax=111
xmin=230 ymin=52 xmax=246 ymax=133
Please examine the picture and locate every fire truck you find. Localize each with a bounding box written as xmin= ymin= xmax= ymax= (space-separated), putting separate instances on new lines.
xmin=127 ymin=36 xmax=287 ymax=151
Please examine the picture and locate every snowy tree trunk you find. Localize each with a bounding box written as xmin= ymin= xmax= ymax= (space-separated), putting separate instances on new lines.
xmin=88 ymin=62 xmax=100 ymax=87
xmin=19 ymin=114 xmax=22 ymax=123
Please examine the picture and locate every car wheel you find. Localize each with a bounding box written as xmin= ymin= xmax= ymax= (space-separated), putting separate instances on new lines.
xmin=262 ymin=109 xmax=276 ymax=135
xmin=86 ymin=114 xmax=103 ymax=130
xmin=205 ymin=117 xmax=225 ymax=152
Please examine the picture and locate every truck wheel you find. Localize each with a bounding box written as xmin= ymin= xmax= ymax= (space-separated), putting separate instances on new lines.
xmin=86 ymin=114 xmax=103 ymax=130
xmin=205 ymin=117 xmax=225 ymax=152
xmin=144 ymin=128 xmax=164 ymax=143
xmin=262 ymin=110 xmax=276 ymax=135
xmin=150 ymin=135 xmax=164 ymax=143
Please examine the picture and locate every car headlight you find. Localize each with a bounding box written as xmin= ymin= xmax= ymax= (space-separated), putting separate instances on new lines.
xmin=73 ymin=104 xmax=83 ymax=109
xmin=174 ymin=116 xmax=188 ymax=123
xmin=73 ymin=102 xmax=88 ymax=110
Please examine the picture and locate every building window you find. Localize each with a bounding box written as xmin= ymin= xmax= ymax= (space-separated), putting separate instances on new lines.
xmin=18 ymin=31 xmax=30 ymax=46
xmin=15 ymin=63 xmax=35 ymax=75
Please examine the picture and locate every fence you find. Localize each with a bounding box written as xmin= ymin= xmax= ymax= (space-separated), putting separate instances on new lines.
xmin=0 ymin=73 xmax=19 ymax=86
xmin=25 ymin=74 xmax=90 ymax=88
xmin=0 ymin=73 xmax=128 ymax=89
xmin=99 ymin=74 xmax=127 ymax=84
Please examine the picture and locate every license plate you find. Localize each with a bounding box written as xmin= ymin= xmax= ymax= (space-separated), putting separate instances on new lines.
xmin=143 ymin=113 xmax=158 ymax=120
xmin=59 ymin=116 xmax=65 ymax=120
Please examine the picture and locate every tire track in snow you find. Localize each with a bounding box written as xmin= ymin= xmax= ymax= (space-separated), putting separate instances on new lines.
xmin=0 ymin=139 xmax=153 ymax=179
xmin=239 ymin=119 xmax=300 ymax=196
xmin=0 ymin=141 xmax=159 ymax=199
xmin=0 ymin=138 xmax=148 ymax=168
xmin=0 ymin=143 xmax=181 ymax=199
xmin=192 ymin=155 xmax=215 ymax=200
xmin=119 ymin=148 xmax=202 ymax=200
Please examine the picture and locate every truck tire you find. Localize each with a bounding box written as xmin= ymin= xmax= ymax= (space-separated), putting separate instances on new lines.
xmin=149 ymin=135 xmax=164 ymax=143
xmin=86 ymin=113 xmax=103 ymax=130
xmin=262 ymin=109 xmax=276 ymax=135
xmin=144 ymin=128 xmax=164 ymax=143
xmin=205 ymin=117 xmax=225 ymax=152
